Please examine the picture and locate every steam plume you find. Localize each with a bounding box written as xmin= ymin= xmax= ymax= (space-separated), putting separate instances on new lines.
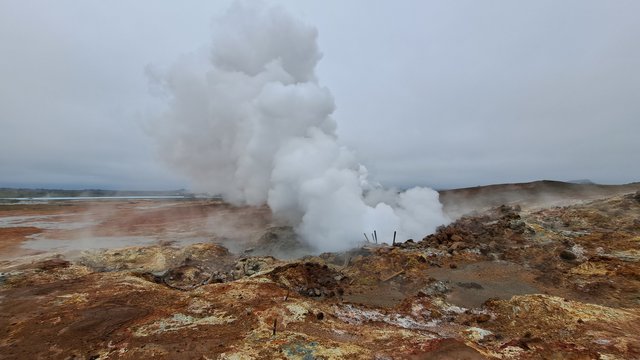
xmin=151 ymin=2 xmax=448 ymax=252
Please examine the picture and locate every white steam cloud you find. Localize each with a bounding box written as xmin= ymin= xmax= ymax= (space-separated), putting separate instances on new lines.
xmin=150 ymin=2 xmax=448 ymax=252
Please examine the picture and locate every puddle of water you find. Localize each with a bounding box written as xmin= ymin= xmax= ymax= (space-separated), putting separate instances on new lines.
xmin=21 ymin=235 xmax=159 ymax=252
xmin=11 ymin=220 xmax=97 ymax=230
xmin=0 ymin=215 xmax=98 ymax=230
xmin=134 ymin=203 xmax=181 ymax=210
xmin=20 ymin=234 xmax=215 ymax=253
xmin=2 ymin=196 xmax=188 ymax=201
xmin=0 ymin=215 xmax=61 ymax=226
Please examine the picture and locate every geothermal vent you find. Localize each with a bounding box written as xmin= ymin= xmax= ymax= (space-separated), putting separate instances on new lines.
xmin=150 ymin=2 xmax=448 ymax=252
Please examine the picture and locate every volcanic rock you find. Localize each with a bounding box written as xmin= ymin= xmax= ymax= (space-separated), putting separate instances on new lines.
xmin=252 ymin=226 xmax=312 ymax=258
xmin=560 ymin=249 xmax=577 ymax=261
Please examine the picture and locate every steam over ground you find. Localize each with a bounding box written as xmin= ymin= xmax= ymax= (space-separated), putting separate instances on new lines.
xmin=151 ymin=2 xmax=448 ymax=252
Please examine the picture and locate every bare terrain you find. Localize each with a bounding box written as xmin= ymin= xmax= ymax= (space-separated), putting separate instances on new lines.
xmin=1 ymin=181 xmax=640 ymax=359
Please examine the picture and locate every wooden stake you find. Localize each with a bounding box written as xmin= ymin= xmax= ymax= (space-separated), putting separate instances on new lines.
xmin=364 ymin=233 xmax=370 ymax=243
xmin=344 ymin=255 xmax=351 ymax=267
xmin=393 ymin=231 xmax=397 ymax=246
xmin=374 ymin=230 xmax=378 ymax=244
xmin=382 ymin=270 xmax=405 ymax=282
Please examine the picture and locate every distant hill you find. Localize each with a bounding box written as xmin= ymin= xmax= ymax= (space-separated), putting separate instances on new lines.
xmin=567 ymin=179 xmax=595 ymax=185
xmin=438 ymin=180 xmax=640 ymax=218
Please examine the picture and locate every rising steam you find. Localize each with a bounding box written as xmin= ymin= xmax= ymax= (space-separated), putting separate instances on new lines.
xmin=150 ymin=2 xmax=448 ymax=252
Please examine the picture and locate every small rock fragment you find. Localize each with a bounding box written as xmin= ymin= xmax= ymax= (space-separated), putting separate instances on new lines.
xmin=560 ymin=250 xmax=577 ymax=261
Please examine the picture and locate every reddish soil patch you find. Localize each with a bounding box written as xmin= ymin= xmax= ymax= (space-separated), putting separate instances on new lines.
xmin=0 ymin=227 xmax=42 ymax=258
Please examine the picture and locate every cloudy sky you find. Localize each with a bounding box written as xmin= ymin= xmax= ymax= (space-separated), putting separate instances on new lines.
xmin=1 ymin=0 xmax=639 ymax=190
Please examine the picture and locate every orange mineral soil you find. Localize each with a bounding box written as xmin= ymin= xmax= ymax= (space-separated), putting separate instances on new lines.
xmin=1 ymin=183 xmax=639 ymax=359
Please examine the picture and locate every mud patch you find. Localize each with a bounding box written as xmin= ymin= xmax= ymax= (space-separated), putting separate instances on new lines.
xmin=408 ymin=338 xmax=488 ymax=360
xmin=64 ymin=305 xmax=147 ymax=341
xmin=427 ymin=261 xmax=540 ymax=308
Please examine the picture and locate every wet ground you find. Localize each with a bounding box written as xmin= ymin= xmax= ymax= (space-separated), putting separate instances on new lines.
xmin=426 ymin=261 xmax=540 ymax=308
xmin=1 ymin=187 xmax=640 ymax=359
xmin=0 ymin=199 xmax=272 ymax=259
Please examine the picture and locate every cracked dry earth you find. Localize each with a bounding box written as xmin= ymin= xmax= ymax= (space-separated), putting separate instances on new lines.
xmin=1 ymin=192 xmax=640 ymax=359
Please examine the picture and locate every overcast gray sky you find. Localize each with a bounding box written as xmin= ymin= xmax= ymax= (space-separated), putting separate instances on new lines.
xmin=1 ymin=0 xmax=639 ymax=190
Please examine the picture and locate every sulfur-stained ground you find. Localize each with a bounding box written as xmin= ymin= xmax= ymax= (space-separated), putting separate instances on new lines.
xmin=1 ymin=189 xmax=640 ymax=359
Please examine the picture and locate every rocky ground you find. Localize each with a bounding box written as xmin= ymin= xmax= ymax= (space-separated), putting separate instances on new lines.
xmin=1 ymin=186 xmax=640 ymax=359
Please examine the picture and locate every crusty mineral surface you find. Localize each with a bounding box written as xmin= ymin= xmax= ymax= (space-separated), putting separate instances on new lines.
xmin=1 ymin=188 xmax=639 ymax=359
